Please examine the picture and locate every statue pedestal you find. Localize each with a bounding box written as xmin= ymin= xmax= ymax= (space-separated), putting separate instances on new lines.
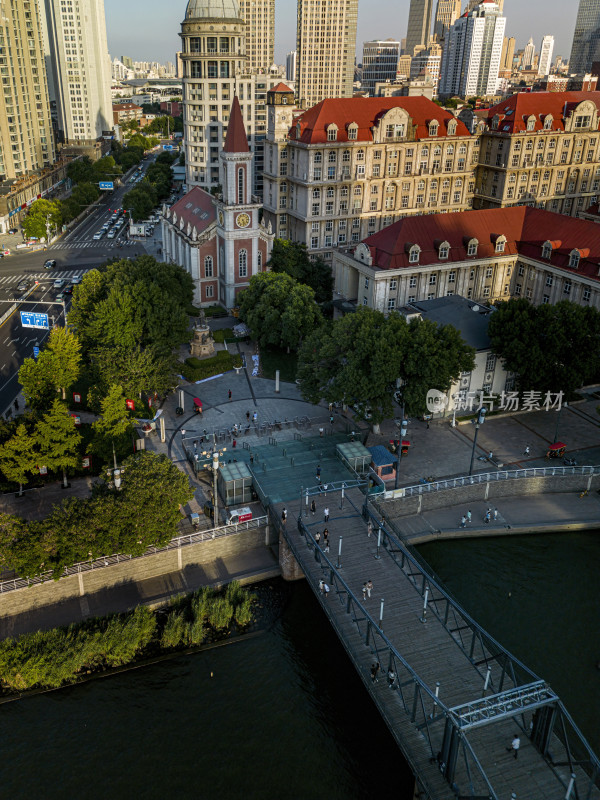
xmin=190 ymin=321 xmax=215 ymax=359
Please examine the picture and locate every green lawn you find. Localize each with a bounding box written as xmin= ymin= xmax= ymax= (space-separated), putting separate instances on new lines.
xmin=260 ymin=347 xmax=298 ymax=382
xmin=212 ymin=328 xmax=234 ymax=343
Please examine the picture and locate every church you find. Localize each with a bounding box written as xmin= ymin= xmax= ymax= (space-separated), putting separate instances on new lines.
xmin=161 ymin=97 xmax=274 ymax=309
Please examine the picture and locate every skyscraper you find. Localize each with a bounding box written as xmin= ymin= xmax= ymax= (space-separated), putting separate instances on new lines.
xmin=466 ymin=0 xmax=504 ymax=10
xmin=296 ymin=0 xmax=358 ymax=108
xmin=500 ymin=36 xmax=516 ymax=71
xmin=405 ymin=0 xmax=434 ymax=57
xmin=522 ymin=37 xmax=536 ymax=70
xmin=239 ymin=0 xmax=275 ymax=71
xmin=0 ymin=0 xmax=55 ymax=180
xmin=569 ymin=0 xmax=600 ymax=75
xmin=286 ymin=51 xmax=297 ymax=83
xmin=538 ymin=35 xmax=555 ymax=76
xmin=433 ymin=0 xmax=461 ymax=41
xmin=41 ymin=0 xmax=112 ymax=143
xmin=361 ymin=40 xmax=401 ymax=94
xmin=439 ymin=0 xmax=505 ymax=97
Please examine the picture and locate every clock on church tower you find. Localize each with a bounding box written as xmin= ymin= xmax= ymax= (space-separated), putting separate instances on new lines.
xmin=236 ymin=212 xmax=250 ymax=228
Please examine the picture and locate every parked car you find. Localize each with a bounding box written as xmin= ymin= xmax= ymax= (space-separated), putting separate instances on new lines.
xmin=44 ymin=259 xmax=56 ymax=269
xmin=53 ymin=278 xmax=65 ymax=289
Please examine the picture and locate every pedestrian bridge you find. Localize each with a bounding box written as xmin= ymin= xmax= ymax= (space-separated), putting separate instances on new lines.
xmin=277 ymin=485 xmax=600 ymax=800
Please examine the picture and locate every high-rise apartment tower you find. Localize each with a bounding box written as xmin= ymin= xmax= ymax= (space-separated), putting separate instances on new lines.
xmin=361 ymin=40 xmax=400 ymax=94
xmin=42 ymin=0 xmax=112 ymax=143
xmin=0 ymin=0 xmax=55 ymax=180
xmin=569 ymin=0 xmax=600 ymax=75
xmin=500 ymin=36 xmax=515 ymax=71
xmin=538 ymin=35 xmax=555 ymax=76
xmin=405 ymin=0 xmax=433 ymax=57
xmin=296 ymin=0 xmax=359 ymax=108
xmin=286 ymin=51 xmax=297 ymax=83
xmin=239 ymin=0 xmax=274 ymax=71
xmin=522 ymin=37 xmax=536 ymax=70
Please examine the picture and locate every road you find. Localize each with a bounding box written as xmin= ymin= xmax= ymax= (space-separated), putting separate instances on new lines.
xmin=0 ymin=155 xmax=164 ymax=417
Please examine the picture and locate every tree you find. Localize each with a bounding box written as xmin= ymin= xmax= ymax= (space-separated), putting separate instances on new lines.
xmin=122 ymin=186 xmax=156 ymax=221
xmin=22 ymin=199 xmax=62 ymax=241
xmin=0 ymin=424 xmax=39 ymax=496
xmin=19 ymin=351 xmax=57 ymax=410
xmin=90 ymin=346 xmax=177 ymax=399
xmin=93 ymin=155 xmax=121 ymax=177
xmin=67 ymin=157 xmax=96 ymax=184
xmin=269 ymin=239 xmax=334 ymax=304
xmin=91 ymin=384 xmax=134 ymax=464
xmin=36 ymin=400 xmax=82 ymax=488
xmin=489 ymin=299 xmax=600 ymax=397
xmin=46 ymin=327 xmax=82 ymax=399
xmin=238 ymin=272 xmax=322 ymax=351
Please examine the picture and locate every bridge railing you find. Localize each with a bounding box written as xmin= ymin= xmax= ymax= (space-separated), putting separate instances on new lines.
xmin=384 ymin=465 xmax=599 ymax=499
xmin=0 ymin=515 xmax=268 ymax=595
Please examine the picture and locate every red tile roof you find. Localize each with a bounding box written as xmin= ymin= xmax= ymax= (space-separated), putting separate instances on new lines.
xmin=270 ymin=82 xmax=294 ymax=93
xmin=362 ymin=207 xmax=600 ymax=283
xmin=168 ymin=186 xmax=216 ymax=234
xmin=223 ymin=96 xmax=249 ymax=153
xmin=290 ymin=97 xmax=471 ymax=144
xmin=485 ymin=91 xmax=600 ymax=134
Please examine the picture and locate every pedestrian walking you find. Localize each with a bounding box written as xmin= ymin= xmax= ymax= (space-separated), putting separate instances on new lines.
xmin=329 ymin=415 xmax=334 ymax=425
xmin=323 ymin=528 xmax=329 ymax=543
xmin=460 ymin=515 xmax=466 ymax=528
xmin=324 ymin=540 xmax=330 ymax=553
xmin=281 ymin=508 xmax=287 ymax=526
xmin=232 ymin=439 xmax=237 ymax=448
xmin=228 ymin=389 xmax=232 ymax=401
xmin=194 ymin=453 xmax=199 ymax=463
xmin=488 ymin=451 xmax=493 ymax=460
xmin=362 ymin=582 xmax=367 ymax=601
xmin=319 ymin=580 xmax=325 ymax=594
xmin=493 ymin=508 xmax=498 ymax=520
xmin=316 ymin=464 xmax=321 ymax=479
xmin=328 ymin=402 xmax=333 ymax=413
xmin=366 ymin=579 xmax=373 ymax=598
xmin=246 ymin=410 xmax=250 ymax=421
xmin=181 ymin=429 xmax=186 ymax=437
xmin=319 ymin=426 xmax=324 ymax=437
xmin=367 ymin=520 xmax=373 ymax=538
xmin=323 ymin=582 xmax=330 ymax=598
xmin=370 ymin=662 xmax=380 ymax=683
xmin=311 ymin=499 xmax=316 ymax=516
xmin=322 ymin=483 xmax=328 ymax=497
xmin=253 ymin=411 xmax=258 ymax=423
xmin=484 ymin=511 xmax=490 ymax=524
xmin=467 ymin=510 xmax=472 ymax=524
xmin=524 ymin=446 xmax=530 ymax=456
xmin=387 ymin=669 xmax=396 ymax=688
xmin=324 ymin=506 xmax=330 ymax=523
xmin=315 ymin=531 xmax=321 ymax=546
xmin=194 ymin=440 xmax=198 ymax=452
xmin=506 ymin=734 xmax=520 ymax=759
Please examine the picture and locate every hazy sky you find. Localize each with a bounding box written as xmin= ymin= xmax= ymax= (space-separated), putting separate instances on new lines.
xmin=104 ymin=0 xmax=576 ymax=66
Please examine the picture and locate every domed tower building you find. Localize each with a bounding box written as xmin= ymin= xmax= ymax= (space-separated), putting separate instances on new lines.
xmin=180 ymin=0 xmax=285 ymax=198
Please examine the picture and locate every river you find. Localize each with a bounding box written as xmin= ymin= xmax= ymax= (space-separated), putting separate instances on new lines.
xmin=0 ymin=531 xmax=598 ymax=797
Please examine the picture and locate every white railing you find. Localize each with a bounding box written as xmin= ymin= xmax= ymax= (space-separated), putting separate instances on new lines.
xmin=0 ymin=516 xmax=268 ymax=595
xmin=384 ymin=465 xmax=599 ymax=499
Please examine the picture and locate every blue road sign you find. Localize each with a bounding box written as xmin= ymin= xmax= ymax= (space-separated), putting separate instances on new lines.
xmin=33 ymin=346 xmax=40 ymax=359
xmin=99 ymin=181 xmax=114 ymax=191
xmin=162 ymin=145 xmax=174 ymax=151
xmin=20 ymin=311 xmax=49 ymax=330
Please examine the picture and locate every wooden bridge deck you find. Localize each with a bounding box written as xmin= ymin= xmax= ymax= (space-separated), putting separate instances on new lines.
xmin=278 ymin=489 xmax=600 ymax=800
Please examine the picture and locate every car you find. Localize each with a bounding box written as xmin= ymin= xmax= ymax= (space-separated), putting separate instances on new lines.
xmin=55 ymin=291 xmax=65 ymax=302
xmin=93 ymin=232 xmax=103 ymax=240
xmin=8 ymin=228 xmax=18 ymax=234
xmin=54 ymin=278 xmax=65 ymax=289
xmin=107 ymin=230 xmax=116 ymax=239
xmin=44 ymin=259 xmax=56 ymax=269
xmin=63 ymin=285 xmax=73 ymax=295
xmin=71 ymin=275 xmax=82 ymax=284
xmin=17 ymin=280 xmax=30 ymax=292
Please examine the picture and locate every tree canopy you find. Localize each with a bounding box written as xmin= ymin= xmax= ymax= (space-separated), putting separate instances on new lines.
xmin=489 ymin=299 xmax=600 ymax=397
xmin=297 ymin=307 xmax=475 ymax=423
xmin=0 ymin=424 xmax=39 ymax=496
xmin=22 ymin=200 xmax=62 ymax=240
xmin=36 ymin=400 xmax=82 ymax=488
xmin=268 ymin=239 xmax=334 ymax=304
xmin=238 ymin=272 xmax=323 ymax=351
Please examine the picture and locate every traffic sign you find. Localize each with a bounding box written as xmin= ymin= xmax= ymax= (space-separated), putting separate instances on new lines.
xmin=162 ymin=145 xmax=174 ymax=151
xmin=21 ymin=311 xmax=49 ymax=330
xmin=33 ymin=346 xmax=40 ymax=359
xmin=99 ymin=181 xmax=114 ymax=191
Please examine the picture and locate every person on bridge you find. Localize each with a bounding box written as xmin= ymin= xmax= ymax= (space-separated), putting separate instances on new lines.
xmin=524 ymin=446 xmax=530 ymax=456
xmin=460 ymin=516 xmax=466 ymax=528
xmin=467 ymin=510 xmax=472 ymax=524
xmin=366 ymin=580 xmax=373 ymax=598
xmin=323 ymin=507 xmax=330 ymax=523
xmin=507 ymin=734 xmax=520 ymax=759
xmin=370 ymin=662 xmax=380 ymax=683
xmin=387 ymin=669 xmax=396 ymax=688
xmin=311 ymin=499 xmax=316 ymax=516
xmin=362 ymin=583 xmax=367 ymax=601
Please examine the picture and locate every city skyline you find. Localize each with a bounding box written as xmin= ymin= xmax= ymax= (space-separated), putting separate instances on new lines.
xmin=104 ymin=0 xmax=576 ymax=68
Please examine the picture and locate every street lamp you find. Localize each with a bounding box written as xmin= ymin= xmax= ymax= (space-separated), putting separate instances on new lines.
xmin=468 ymin=407 xmax=487 ymax=476
xmin=394 ymin=419 xmax=408 ymax=490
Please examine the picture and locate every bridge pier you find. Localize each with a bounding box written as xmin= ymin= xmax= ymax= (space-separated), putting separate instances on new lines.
xmin=279 ymin=533 xmax=305 ymax=581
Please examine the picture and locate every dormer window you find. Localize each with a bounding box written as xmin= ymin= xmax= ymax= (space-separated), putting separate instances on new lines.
xmin=495 ymin=236 xmax=506 ymax=253
xmin=491 ymin=116 xmax=499 ymax=131
xmin=542 ymin=241 xmax=553 ymax=259
xmin=327 ymin=124 xmax=338 ymax=142
xmin=574 ymin=115 xmax=591 ymax=129
xmin=526 ymin=116 xmax=536 ymax=131
xmin=447 ymin=119 xmax=457 ymax=136
xmin=569 ymin=249 xmax=581 ymax=268
xmin=438 ymin=242 xmax=450 ymax=259
xmin=348 ymin=122 xmax=358 ymax=140
xmin=543 ymin=115 xmax=553 ymax=130
xmin=429 ymin=121 xmax=439 ymax=136
xmin=467 ymin=238 xmax=478 ymax=257
xmin=409 ymin=245 xmax=421 ymax=264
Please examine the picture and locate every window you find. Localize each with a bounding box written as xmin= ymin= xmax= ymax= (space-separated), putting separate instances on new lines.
xmin=385 ymin=123 xmax=405 ymax=138
xmin=342 ymin=150 xmax=350 ymax=162
xmin=583 ymin=288 xmax=591 ymax=302
xmin=495 ymin=239 xmax=506 ymax=253
xmin=328 ymin=166 xmax=336 ymax=180
xmin=237 ymin=168 xmax=245 ymax=203
xmin=206 ymin=285 xmax=214 ymax=299
xmin=564 ymin=280 xmax=571 ymax=294
xmin=569 ymin=250 xmax=580 ymax=268
xmin=258 ymin=252 xmax=262 ymax=269
xmin=429 ymin=274 xmax=436 ymax=285
xmin=388 ymin=298 xmax=396 ymax=311
xmin=546 ymin=275 xmax=553 ymax=287
xmin=409 ymin=276 xmax=417 ymax=288
xmin=364 ymin=277 xmax=369 ymax=289
xmin=448 ymin=271 xmax=456 ymax=283
xmin=390 ymin=279 xmax=397 ymax=290
xmin=483 ymin=287 xmax=491 ymax=298
xmin=515 ymin=283 xmax=522 ymax=295
xmin=238 ymin=249 xmax=248 ymax=278
xmin=467 ymin=240 xmax=478 ymax=257
xmin=348 ymin=123 xmax=358 ymax=140
xmin=486 ymin=267 xmax=493 ymax=278
xmin=356 ymin=149 xmax=365 ymax=161
xmin=409 ymin=246 xmax=420 ymax=264
xmin=314 ymin=152 xmax=322 ymax=164
xmin=439 ymin=245 xmax=449 ymax=259
xmin=518 ymin=265 xmax=525 ymax=276
xmin=204 ymin=255 xmax=213 ymax=277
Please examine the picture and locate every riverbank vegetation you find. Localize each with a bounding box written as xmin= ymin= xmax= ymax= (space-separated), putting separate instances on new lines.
xmin=0 ymin=582 xmax=256 ymax=693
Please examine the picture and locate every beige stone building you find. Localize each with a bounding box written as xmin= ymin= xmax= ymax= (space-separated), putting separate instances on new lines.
xmin=239 ymin=0 xmax=274 ymax=72
xmin=263 ymin=90 xmax=477 ymax=263
xmin=473 ymin=91 xmax=600 ymax=217
xmin=0 ymin=0 xmax=55 ymax=183
xmin=295 ymin=0 xmax=358 ymax=109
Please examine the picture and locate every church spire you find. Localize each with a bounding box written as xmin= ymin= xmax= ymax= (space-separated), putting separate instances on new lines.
xmin=223 ymin=96 xmax=249 ymax=154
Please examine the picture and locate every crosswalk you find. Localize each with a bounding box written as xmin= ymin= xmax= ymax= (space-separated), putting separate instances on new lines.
xmin=45 ymin=239 xmax=141 ymax=251
xmin=0 ymin=269 xmax=91 ymax=286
